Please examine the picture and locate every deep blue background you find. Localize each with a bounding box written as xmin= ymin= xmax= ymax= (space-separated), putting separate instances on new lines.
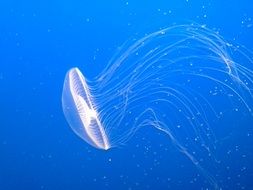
xmin=0 ymin=0 xmax=253 ymax=189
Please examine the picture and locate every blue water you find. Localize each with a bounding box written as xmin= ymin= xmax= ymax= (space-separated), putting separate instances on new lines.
xmin=1 ymin=0 xmax=253 ymax=190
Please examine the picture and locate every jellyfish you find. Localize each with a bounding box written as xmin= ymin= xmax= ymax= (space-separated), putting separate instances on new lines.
xmin=62 ymin=24 xmax=253 ymax=189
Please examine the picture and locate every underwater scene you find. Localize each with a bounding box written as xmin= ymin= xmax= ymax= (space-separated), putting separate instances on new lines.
xmin=1 ymin=0 xmax=253 ymax=190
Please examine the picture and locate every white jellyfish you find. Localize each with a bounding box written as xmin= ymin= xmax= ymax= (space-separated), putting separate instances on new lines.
xmin=62 ymin=24 xmax=253 ymax=189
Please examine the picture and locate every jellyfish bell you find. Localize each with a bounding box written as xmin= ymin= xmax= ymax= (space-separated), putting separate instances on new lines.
xmin=62 ymin=67 xmax=110 ymax=150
